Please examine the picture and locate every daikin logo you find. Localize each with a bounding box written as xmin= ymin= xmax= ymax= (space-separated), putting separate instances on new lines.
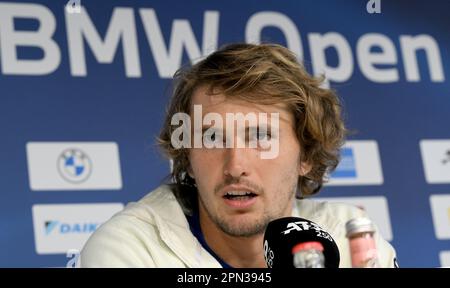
xmin=45 ymin=220 xmax=99 ymax=235
xmin=45 ymin=221 xmax=59 ymax=235
xmin=33 ymin=203 xmax=123 ymax=254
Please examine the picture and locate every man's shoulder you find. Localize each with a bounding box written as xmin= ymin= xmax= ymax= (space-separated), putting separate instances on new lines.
xmin=79 ymin=205 xmax=160 ymax=267
xmin=123 ymin=184 xmax=178 ymax=218
xmin=87 ymin=185 xmax=180 ymax=236
xmin=79 ymin=185 xmax=183 ymax=267
xmin=296 ymin=197 xmax=366 ymax=220
xmin=94 ymin=185 xmax=174 ymax=227
xmin=294 ymin=197 xmax=367 ymax=236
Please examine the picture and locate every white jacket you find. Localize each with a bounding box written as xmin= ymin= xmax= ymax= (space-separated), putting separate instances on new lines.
xmin=80 ymin=185 xmax=397 ymax=268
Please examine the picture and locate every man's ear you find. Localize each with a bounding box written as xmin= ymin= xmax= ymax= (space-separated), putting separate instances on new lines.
xmin=299 ymin=161 xmax=312 ymax=176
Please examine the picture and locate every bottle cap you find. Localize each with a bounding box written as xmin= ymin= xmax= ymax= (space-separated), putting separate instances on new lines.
xmin=292 ymin=241 xmax=324 ymax=254
xmin=345 ymin=217 xmax=375 ymax=237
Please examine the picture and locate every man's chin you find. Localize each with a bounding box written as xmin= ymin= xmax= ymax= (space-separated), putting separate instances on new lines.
xmin=217 ymin=216 xmax=268 ymax=237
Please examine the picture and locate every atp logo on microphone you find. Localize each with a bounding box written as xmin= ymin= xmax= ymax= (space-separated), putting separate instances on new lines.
xmin=281 ymin=220 xmax=334 ymax=242
xmin=282 ymin=220 xmax=315 ymax=235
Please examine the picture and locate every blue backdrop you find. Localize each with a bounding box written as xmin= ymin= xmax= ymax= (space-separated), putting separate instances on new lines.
xmin=0 ymin=0 xmax=449 ymax=267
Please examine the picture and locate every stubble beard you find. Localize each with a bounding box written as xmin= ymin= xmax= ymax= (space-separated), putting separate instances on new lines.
xmin=199 ymin=182 xmax=297 ymax=238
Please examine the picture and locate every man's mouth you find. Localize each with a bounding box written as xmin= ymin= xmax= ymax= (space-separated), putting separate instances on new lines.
xmin=219 ymin=184 xmax=260 ymax=208
xmin=223 ymin=191 xmax=257 ymax=200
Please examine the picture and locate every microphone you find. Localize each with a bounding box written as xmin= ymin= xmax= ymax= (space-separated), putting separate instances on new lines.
xmin=263 ymin=217 xmax=340 ymax=268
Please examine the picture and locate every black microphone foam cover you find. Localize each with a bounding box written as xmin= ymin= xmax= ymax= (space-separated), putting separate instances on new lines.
xmin=264 ymin=217 xmax=340 ymax=268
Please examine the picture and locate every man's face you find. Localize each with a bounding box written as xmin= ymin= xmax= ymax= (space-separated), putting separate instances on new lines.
xmin=188 ymin=86 xmax=310 ymax=237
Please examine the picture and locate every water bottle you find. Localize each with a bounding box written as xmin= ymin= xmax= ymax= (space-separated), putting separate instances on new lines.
xmin=345 ymin=217 xmax=380 ymax=268
xmin=292 ymin=241 xmax=325 ymax=268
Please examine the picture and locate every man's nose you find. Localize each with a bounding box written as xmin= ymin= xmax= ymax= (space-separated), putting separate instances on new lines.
xmin=223 ymin=147 xmax=249 ymax=178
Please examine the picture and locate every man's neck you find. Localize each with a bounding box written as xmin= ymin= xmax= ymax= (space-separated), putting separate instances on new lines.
xmin=199 ymin=214 xmax=267 ymax=268
xmin=208 ymin=229 xmax=266 ymax=268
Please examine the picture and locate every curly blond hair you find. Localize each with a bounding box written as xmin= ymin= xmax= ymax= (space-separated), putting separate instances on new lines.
xmin=158 ymin=43 xmax=346 ymax=207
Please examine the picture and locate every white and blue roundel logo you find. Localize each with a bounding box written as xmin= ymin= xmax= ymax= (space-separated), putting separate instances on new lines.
xmin=57 ymin=148 xmax=92 ymax=183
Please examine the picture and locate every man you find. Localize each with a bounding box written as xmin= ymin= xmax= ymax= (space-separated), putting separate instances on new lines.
xmin=80 ymin=43 xmax=397 ymax=267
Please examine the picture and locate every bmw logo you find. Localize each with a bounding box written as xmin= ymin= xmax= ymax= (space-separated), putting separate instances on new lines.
xmin=57 ymin=148 xmax=92 ymax=183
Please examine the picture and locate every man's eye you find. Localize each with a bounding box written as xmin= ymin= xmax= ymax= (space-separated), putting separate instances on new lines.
xmin=211 ymin=132 xmax=224 ymax=142
xmin=248 ymin=129 xmax=272 ymax=146
xmin=203 ymin=131 xmax=223 ymax=144
xmin=250 ymin=128 xmax=271 ymax=141
xmin=256 ymin=132 xmax=271 ymax=141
